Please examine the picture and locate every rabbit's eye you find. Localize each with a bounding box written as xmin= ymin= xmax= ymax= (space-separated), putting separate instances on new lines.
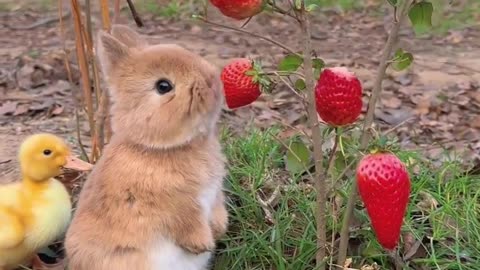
xmin=155 ymin=79 xmax=174 ymax=95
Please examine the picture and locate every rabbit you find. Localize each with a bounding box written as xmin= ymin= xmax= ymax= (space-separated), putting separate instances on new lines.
xmin=64 ymin=24 xmax=229 ymax=270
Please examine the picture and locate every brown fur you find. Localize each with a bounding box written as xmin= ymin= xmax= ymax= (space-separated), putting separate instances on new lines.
xmin=65 ymin=24 xmax=228 ymax=270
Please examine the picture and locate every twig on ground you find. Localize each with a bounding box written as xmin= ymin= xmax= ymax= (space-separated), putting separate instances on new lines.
xmin=299 ymin=3 xmax=326 ymax=269
xmin=7 ymin=11 xmax=71 ymax=30
xmin=336 ymin=1 xmax=413 ymax=267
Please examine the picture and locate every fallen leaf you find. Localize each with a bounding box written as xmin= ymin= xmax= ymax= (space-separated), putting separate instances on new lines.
xmin=0 ymin=101 xmax=18 ymax=115
xmin=416 ymin=191 xmax=438 ymax=212
xmin=470 ymin=115 xmax=480 ymax=129
xmin=13 ymin=104 xmax=30 ymax=116
xmin=382 ymin=95 xmax=402 ymax=109
xmin=51 ymin=104 xmax=64 ymax=115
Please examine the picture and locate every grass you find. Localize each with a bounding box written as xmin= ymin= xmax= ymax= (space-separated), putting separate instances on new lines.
xmin=431 ymin=0 xmax=480 ymax=34
xmin=137 ymin=0 xmax=198 ymax=19
xmin=212 ymin=127 xmax=480 ymax=269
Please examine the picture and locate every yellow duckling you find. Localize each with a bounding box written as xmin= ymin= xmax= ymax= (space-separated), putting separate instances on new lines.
xmin=0 ymin=133 xmax=91 ymax=270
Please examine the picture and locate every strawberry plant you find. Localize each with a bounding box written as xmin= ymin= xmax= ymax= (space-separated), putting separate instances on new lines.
xmin=192 ymin=0 xmax=437 ymax=268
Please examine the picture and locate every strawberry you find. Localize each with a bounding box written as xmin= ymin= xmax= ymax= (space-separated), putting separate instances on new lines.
xmin=315 ymin=67 xmax=363 ymax=126
xmin=356 ymin=152 xmax=411 ymax=250
xmin=221 ymin=58 xmax=269 ymax=109
xmin=210 ymin=0 xmax=264 ymax=20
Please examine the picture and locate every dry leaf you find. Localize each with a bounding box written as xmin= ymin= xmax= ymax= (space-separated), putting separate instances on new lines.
xmin=470 ymin=115 xmax=480 ymax=129
xmin=416 ymin=191 xmax=438 ymax=212
xmin=382 ymin=96 xmax=402 ymax=109
xmin=0 ymin=101 xmax=18 ymax=115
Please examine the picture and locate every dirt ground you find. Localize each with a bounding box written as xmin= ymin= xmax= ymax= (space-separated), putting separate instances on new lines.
xmin=1 ymin=1 xmax=480 ymax=184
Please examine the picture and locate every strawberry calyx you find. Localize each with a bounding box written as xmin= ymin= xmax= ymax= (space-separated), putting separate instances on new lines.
xmin=244 ymin=59 xmax=273 ymax=94
xmin=366 ymin=135 xmax=400 ymax=155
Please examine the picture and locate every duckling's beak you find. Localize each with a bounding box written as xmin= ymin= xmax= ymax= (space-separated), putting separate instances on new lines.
xmin=63 ymin=155 xmax=93 ymax=171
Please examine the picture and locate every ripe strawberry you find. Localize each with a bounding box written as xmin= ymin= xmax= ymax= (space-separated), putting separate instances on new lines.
xmin=221 ymin=58 xmax=269 ymax=109
xmin=315 ymin=67 xmax=363 ymax=126
xmin=210 ymin=0 xmax=264 ymax=20
xmin=356 ymin=152 xmax=411 ymax=250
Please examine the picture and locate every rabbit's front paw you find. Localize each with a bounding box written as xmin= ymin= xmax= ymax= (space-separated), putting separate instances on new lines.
xmin=178 ymin=225 xmax=215 ymax=255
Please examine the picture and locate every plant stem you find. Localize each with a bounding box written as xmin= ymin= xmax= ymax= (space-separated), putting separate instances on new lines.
xmin=336 ymin=1 xmax=412 ymax=267
xmin=126 ymin=0 xmax=144 ymax=27
xmin=199 ymin=17 xmax=299 ymax=56
xmin=299 ymin=4 xmax=326 ymax=269
xmin=100 ymin=0 xmax=111 ymax=31
xmin=324 ymin=129 xmax=339 ymax=179
xmin=70 ymin=0 xmax=96 ymax=160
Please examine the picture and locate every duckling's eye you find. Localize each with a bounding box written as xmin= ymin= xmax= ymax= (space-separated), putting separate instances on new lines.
xmin=155 ymin=79 xmax=174 ymax=95
xmin=43 ymin=149 xmax=52 ymax=156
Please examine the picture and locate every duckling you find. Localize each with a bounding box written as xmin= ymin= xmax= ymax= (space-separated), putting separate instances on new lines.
xmin=0 ymin=133 xmax=91 ymax=270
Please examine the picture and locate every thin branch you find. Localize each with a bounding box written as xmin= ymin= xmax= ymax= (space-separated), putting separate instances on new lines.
xmin=299 ymin=4 xmax=326 ymax=269
xmin=267 ymin=0 xmax=299 ymax=21
xmin=70 ymin=0 xmax=96 ymax=160
xmin=99 ymin=0 xmax=113 ymax=141
xmin=274 ymin=72 xmax=305 ymax=100
xmin=58 ymin=0 xmax=89 ymax=162
xmin=113 ymin=0 xmax=121 ymax=24
xmin=199 ymin=17 xmax=299 ymax=56
xmin=324 ymin=129 xmax=339 ymax=178
xmin=126 ymin=0 xmax=144 ymax=27
xmin=336 ymin=0 xmax=413 ymax=267
xmin=100 ymin=0 xmax=111 ymax=31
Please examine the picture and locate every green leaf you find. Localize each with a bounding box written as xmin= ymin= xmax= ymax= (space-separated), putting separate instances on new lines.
xmin=386 ymin=0 xmax=397 ymax=6
xmin=391 ymin=48 xmax=414 ymax=71
xmin=306 ymin=4 xmax=319 ymax=11
xmin=285 ymin=140 xmax=311 ymax=175
xmin=312 ymin=58 xmax=324 ymax=80
xmin=278 ymin=54 xmax=303 ymax=72
xmin=294 ymin=79 xmax=306 ymax=91
xmin=408 ymin=1 xmax=434 ymax=35
xmin=312 ymin=58 xmax=325 ymax=70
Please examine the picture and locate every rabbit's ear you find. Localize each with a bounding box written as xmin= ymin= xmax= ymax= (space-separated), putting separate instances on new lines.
xmin=111 ymin=24 xmax=148 ymax=48
xmin=96 ymin=30 xmax=129 ymax=76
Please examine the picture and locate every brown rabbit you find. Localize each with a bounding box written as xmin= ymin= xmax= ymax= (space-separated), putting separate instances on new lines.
xmin=64 ymin=24 xmax=228 ymax=270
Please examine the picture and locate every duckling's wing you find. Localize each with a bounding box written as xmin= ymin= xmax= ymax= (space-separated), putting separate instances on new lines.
xmin=0 ymin=207 xmax=25 ymax=248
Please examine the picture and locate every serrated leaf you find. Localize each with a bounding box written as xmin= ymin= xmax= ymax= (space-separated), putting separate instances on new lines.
xmin=285 ymin=140 xmax=311 ymax=175
xmin=386 ymin=0 xmax=397 ymax=6
xmin=278 ymin=54 xmax=303 ymax=72
xmin=408 ymin=1 xmax=433 ymax=35
xmin=294 ymin=79 xmax=306 ymax=91
xmin=391 ymin=48 xmax=414 ymax=71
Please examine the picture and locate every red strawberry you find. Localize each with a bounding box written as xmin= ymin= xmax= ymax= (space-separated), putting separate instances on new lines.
xmin=210 ymin=0 xmax=263 ymax=20
xmin=221 ymin=58 xmax=264 ymax=109
xmin=315 ymin=67 xmax=363 ymax=126
xmin=356 ymin=152 xmax=411 ymax=250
